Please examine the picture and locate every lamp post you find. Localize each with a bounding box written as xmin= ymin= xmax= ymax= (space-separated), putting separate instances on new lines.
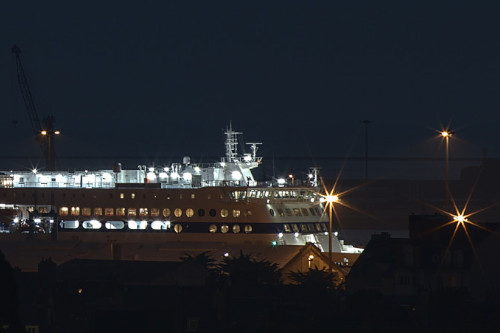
xmin=441 ymin=130 xmax=453 ymax=207
xmin=324 ymin=191 xmax=339 ymax=271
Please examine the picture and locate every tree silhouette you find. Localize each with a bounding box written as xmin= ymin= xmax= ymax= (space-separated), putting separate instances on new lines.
xmin=288 ymin=266 xmax=340 ymax=291
xmin=219 ymin=251 xmax=282 ymax=287
xmin=0 ymin=250 xmax=25 ymax=332
xmin=180 ymin=251 xmax=217 ymax=271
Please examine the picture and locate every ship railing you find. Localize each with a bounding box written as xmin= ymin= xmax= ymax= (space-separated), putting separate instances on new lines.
xmin=10 ymin=182 xmax=116 ymax=189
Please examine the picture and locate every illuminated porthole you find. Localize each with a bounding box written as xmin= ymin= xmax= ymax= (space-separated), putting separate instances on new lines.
xmin=198 ymin=209 xmax=205 ymax=217
xmin=221 ymin=224 xmax=229 ymax=233
xmin=174 ymin=208 xmax=182 ymax=217
xmin=232 ymin=224 xmax=240 ymax=233
xmin=244 ymin=225 xmax=252 ymax=233
xmin=209 ymin=209 xmax=216 ymax=217
xmin=116 ymin=208 xmax=126 ymax=217
xmin=209 ymin=224 xmax=217 ymax=233
xmin=59 ymin=207 xmax=69 ymax=216
xmin=105 ymin=208 xmax=114 ymax=216
xmin=246 ymin=209 xmax=253 ymax=216
xmin=186 ymin=208 xmax=194 ymax=217
xmin=93 ymin=208 xmax=102 ymax=216
xmin=139 ymin=208 xmax=148 ymax=217
xmin=221 ymin=209 xmax=228 ymax=218
xmin=163 ymin=208 xmax=171 ymax=217
xmin=232 ymin=209 xmax=240 ymax=218
xmin=151 ymin=208 xmax=160 ymax=217
xmin=71 ymin=207 xmax=80 ymax=216
xmin=174 ymin=224 xmax=182 ymax=233
xmin=82 ymin=207 xmax=91 ymax=217
xmin=128 ymin=208 xmax=137 ymax=217
xmin=269 ymin=209 xmax=275 ymax=216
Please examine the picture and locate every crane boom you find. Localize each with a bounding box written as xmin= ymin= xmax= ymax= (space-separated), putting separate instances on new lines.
xmin=12 ymin=44 xmax=58 ymax=171
xmin=12 ymin=44 xmax=42 ymax=134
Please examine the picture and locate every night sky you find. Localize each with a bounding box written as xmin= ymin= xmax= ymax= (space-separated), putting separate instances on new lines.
xmin=1 ymin=1 xmax=499 ymax=179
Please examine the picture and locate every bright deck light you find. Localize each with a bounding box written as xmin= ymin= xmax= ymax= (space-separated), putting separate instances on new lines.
xmin=231 ymin=171 xmax=242 ymax=180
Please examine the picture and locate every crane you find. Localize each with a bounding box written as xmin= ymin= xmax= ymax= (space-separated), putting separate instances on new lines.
xmin=12 ymin=44 xmax=59 ymax=171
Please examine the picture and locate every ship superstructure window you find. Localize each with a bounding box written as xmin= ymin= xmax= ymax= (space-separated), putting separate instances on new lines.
xmin=209 ymin=209 xmax=216 ymax=217
xmin=106 ymin=221 xmax=124 ymax=229
xmin=292 ymin=224 xmax=299 ymax=233
xmin=139 ymin=208 xmax=148 ymax=217
xmin=232 ymin=209 xmax=240 ymax=218
xmin=151 ymin=208 xmax=159 ymax=217
xmin=269 ymin=209 xmax=275 ymax=216
xmin=163 ymin=208 xmax=171 ymax=217
xmin=174 ymin=208 xmax=182 ymax=217
xmin=232 ymin=224 xmax=240 ymax=233
xmin=191 ymin=193 xmax=195 ymax=199
xmin=59 ymin=207 xmax=69 ymax=216
xmin=231 ymin=191 xmax=246 ymax=200
xmin=309 ymin=208 xmax=316 ymax=216
xmin=315 ymin=223 xmax=322 ymax=232
xmin=38 ymin=207 xmax=48 ymax=213
xmin=71 ymin=207 xmax=80 ymax=216
xmin=300 ymin=224 xmax=308 ymax=232
xmin=94 ymin=208 xmax=102 ymax=216
xmin=278 ymin=209 xmax=284 ymax=217
xmin=198 ymin=209 xmax=205 ymax=217
xmin=83 ymin=220 xmax=102 ymax=229
xmin=244 ymin=225 xmax=252 ymax=233
xmin=283 ymin=224 xmax=291 ymax=232
xmin=131 ymin=193 xmax=135 ymax=199
xmin=82 ymin=208 xmax=91 ymax=216
xmin=301 ymin=208 xmax=309 ymax=216
xmin=120 ymin=193 xmax=124 ymax=199
xmin=151 ymin=221 xmax=170 ymax=230
xmin=221 ymin=224 xmax=229 ymax=233
xmin=116 ymin=208 xmax=126 ymax=217
xmin=209 ymin=224 xmax=217 ymax=233
xmin=105 ymin=208 xmax=114 ymax=216
xmin=128 ymin=220 xmax=147 ymax=230
xmin=128 ymin=208 xmax=137 ymax=217
xmin=293 ymin=208 xmax=302 ymax=216
xmin=285 ymin=209 xmax=293 ymax=217
xmin=186 ymin=208 xmax=194 ymax=217
xmin=307 ymin=224 xmax=316 ymax=232
xmin=60 ymin=220 xmax=78 ymax=229
xmin=221 ymin=209 xmax=228 ymax=218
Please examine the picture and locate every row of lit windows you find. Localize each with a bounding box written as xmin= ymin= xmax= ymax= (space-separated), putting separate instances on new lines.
xmin=58 ymin=207 xmax=249 ymax=218
xmin=283 ymin=222 xmax=328 ymax=233
xmin=269 ymin=207 xmax=322 ymax=217
xmin=59 ymin=220 xmax=254 ymax=234
xmin=231 ymin=190 xmax=316 ymax=200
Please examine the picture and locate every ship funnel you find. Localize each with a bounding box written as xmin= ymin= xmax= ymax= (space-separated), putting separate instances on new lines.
xmin=113 ymin=163 xmax=122 ymax=173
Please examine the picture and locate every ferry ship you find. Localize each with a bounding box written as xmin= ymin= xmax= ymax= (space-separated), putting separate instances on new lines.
xmin=0 ymin=124 xmax=361 ymax=254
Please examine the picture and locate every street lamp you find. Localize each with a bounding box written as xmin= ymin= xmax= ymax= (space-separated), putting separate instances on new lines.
xmin=322 ymin=189 xmax=339 ymax=271
xmin=441 ymin=130 xmax=454 ymax=207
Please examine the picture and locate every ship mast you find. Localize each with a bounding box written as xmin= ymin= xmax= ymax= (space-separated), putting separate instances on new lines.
xmin=224 ymin=122 xmax=242 ymax=163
